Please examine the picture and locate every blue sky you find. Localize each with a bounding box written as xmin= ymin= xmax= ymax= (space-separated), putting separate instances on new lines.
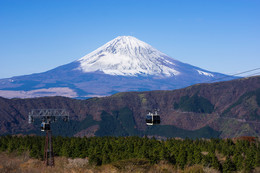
xmin=0 ymin=0 xmax=259 ymax=78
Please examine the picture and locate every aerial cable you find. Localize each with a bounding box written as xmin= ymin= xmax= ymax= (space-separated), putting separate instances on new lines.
xmin=207 ymin=67 xmax=260 ymax=83
xmin=227 ymin=67 xmax=260 ymax=77
xmin=242 ymin=72 xmax=260 ymax=78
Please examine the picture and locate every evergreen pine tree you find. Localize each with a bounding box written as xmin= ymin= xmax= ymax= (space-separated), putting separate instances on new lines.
xmin=233 ymin=152 xmax=244 ymax=171
xmin=176 ymin=149 xmax=187 ymax=169
xmin=210 ymin=153 xmax=221 ymax=171
xmin=187 ymin=149 xmax=195 ymax=165
xmin=255 ymin=149 xmax=260 ymax=167
xmin=194 ymin=149 xmax=202 ymax=164
xmin=222 ymin=156 xmax=236 ymax=173
xmin=244 ymin=149 xmax=255 ymax=172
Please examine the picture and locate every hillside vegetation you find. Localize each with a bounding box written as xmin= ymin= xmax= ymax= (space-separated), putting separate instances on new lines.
xmin=174 ymin=94 xmax=214 ymax=113
xmin=0 ymin=136 xmax=260 ymax=173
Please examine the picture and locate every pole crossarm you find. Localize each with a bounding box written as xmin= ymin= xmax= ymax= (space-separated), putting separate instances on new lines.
xmin=28 ymin=109 xmax=69 ymax=124
xmin=29 ymin=109 xmax=69 ymax=117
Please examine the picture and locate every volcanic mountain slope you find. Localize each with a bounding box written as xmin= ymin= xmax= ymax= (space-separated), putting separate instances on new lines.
xmin=0 ymin=36 xmax=233 ymax=98
xmin=0 ymin=76 xmax=259 ymax=138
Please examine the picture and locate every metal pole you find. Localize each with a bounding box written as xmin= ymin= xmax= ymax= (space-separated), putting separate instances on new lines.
xmin=44 ymin=131 xmax=49 ymax=166
xmin=48 ymin=130 xmax=54 ymax=166
xmin=44 ymin=130 xmax=54 ymax=166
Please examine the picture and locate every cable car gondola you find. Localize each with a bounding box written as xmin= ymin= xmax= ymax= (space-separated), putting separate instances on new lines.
xmin=41 ymin=122 xmax=50 ymax=131
xmin=146 ymin=110 xmax=160 ymax=125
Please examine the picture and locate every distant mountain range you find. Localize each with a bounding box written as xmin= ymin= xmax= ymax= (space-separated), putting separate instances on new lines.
xmin=0 ymin=76 xmax=259 ymax=138
xmin=0 ymin=36 xmax=234 ymax=98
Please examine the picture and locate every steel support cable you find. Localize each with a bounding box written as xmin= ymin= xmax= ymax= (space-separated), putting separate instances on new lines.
xmin=207 ymin=67 xmax=260 ymax=83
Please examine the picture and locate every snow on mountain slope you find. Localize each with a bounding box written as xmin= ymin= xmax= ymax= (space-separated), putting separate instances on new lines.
xmin=0 ymin=35 xmax=234 ymax=98
xmin=77 ymin=36 xmax=180 ymax=76
xmin=197 ymin=70 xmax=214 ymax=77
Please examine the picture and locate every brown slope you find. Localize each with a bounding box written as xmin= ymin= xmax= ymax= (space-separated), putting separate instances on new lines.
xmin=0 ymin=76 xmax=259 ymax=138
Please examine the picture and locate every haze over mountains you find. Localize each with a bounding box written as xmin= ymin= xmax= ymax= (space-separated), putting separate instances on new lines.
xmin=0 ymin=36 xmax=233 ymax=98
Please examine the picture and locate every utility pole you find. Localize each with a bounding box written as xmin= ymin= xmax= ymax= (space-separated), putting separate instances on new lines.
xmin=28 ymin=109 xmax=69 ymax=166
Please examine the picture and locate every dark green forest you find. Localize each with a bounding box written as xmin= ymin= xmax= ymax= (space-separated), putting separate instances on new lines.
xmin=0 ymin=135 xmax=259 ymax=172
xmin=174 ymin=94 xmax=214 ymax=114
xmin=222 ymin=88 xmax=260 ymax=121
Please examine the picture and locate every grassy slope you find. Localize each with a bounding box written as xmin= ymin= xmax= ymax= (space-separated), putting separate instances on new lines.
xmin=1 ymin=152 xmax=259 ymax=173
xmin=0 ymin=152 xmax=220 ymax=173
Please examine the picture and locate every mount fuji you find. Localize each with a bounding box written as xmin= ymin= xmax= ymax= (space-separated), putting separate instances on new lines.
xmin=0 ymin=36 xmax=234 ymax=98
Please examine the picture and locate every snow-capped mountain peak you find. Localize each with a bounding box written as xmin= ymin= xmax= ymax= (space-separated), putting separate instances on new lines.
xmin=0 ymin=35 xmax=234 ymax=99
xmin=77 ymin=36 xmax=180 ymax=76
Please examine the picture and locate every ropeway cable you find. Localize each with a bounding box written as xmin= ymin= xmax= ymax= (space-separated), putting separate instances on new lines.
xmin=207 ymin=67 xmax=260 ymax=83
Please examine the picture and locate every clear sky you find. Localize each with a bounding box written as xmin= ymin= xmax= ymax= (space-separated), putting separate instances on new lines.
xmin=0 ymin=0 xmax=259 ymax=78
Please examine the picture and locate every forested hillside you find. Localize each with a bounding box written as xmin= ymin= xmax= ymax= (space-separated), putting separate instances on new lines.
xmin=0 ymin=76 xmax=259 ymax=138
xmin=0 ymin=136 xmax=259 ymax=172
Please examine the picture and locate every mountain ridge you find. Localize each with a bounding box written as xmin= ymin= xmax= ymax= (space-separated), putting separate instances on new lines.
xmin=0 ymin=75 xmax=259 ymax=138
